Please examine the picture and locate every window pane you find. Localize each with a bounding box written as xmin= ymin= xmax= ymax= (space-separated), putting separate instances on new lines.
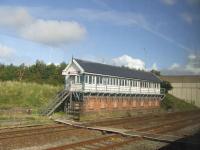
xmin=92 ymin=76 xmax=95 ymax=84
xmin=75 ymin=76 xmax=77 ymax=83
xmin=71 ymin=76 xmax=75 ymax=84
xmin=100 ymin=76 xmax=102 ymax=84
xmin=85 ymin=75 xmax=87 ymax=83
xmin=89 ymin=75 xmax=92 ymax=84
xmin=103 ymin=77 xmax=106 ymax=85
xmin=76 ymin=76 xmax=80 ymax=83
xmin=96 ymin=76 xmax=99 ymax=84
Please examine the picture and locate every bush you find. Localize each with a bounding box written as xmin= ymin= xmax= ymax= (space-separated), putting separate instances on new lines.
xmin=161 ymin=81 xmax=173 ymax=93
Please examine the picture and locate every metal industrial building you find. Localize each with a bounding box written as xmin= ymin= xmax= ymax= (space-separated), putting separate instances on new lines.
xmin=161 ymin=76 xmax=200 ymax=107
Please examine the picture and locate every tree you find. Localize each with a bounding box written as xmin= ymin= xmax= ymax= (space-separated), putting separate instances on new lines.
xmin=161 ymin=80 xmax=173 ymax=93
xmin=0 ymin=61 xmax=67 ymax=85
xmin=151 ymin=70 xmax=160 ymax=76
xmin=17 ymin=63 xmax=26 ymax=81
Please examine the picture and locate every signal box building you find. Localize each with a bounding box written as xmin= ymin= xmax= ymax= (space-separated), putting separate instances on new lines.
xmin=42 ymin=58 xmax=165 ymax=116
xmin=60 ymin=58 xmax=165 ymax=114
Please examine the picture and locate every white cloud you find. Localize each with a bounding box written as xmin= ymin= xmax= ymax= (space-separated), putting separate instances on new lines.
xmin=185 ymin=53 xmax=200 ymax=74
xmin=188 ymin=54 xmax=196 ymax=59
xmin=112 ymin=55 xmax=145 ymax=70
xmin=0 ymin=6 xmax=33 ymax=29
xmin=0 ymin=6 xmax=86 ymax=46
xmin=180 ymin=13 xmax=193 ymax=24
xmin=162 ymin=53 xmax=200 ymax=75
xmin=0 ymin=6 xmax=194 ymax=52
xmin=21 ymin=20 xmax=86 ymax=46
xmin=151 ymin=63 xmax=158 ymax=70
xmin=0 ymin=43 xmax=14 ymax=58
xmin=169 ymin=63 xmax=180 ymax=70
xmin=161 ymin=0 xmax=177 ymax=5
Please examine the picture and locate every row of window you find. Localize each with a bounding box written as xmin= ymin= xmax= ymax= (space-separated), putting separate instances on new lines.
xmin=74 ymin=75 xmax=160 ymax=88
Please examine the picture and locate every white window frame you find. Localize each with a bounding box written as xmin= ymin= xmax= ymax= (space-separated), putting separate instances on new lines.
xmin=89 ymin=75 xmax=92 ymax=84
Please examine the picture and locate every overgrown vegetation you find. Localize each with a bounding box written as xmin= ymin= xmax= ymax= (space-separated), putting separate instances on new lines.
xmin=0 ymin=81 xmax=62 ymax=110
xmin=0 ymin=60 xmax=67 ymax=85
xmin=161 ymin=81 xmax=173 ymax=93
xmin=151 ymin=70 xmax=173 ymax=93
xmin=161 ymin=94 xmax=198 ymax=111
xmin=0 ymin=113 xmax=53 ymax=127
xmin=0 ymin=81 xmax=61 ymax=126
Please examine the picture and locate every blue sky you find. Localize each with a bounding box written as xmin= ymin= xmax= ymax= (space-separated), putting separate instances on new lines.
xmin=0 ymin=0 xmax=199 ymax=75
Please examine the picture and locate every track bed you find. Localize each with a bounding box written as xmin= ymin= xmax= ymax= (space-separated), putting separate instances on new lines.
xmin=0 ymin=110 xmax=200 ymax=150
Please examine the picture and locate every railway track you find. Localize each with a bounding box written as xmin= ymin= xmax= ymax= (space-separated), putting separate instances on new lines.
xmin=127 ymin=112 xmax=200 ymax=131
xmin=1 ymin=110 xmax=200 ymax=150
xmin=0 ymin=123 xmax=98 ymax=150
xmin=0 ymin=124 xmax=45 ymax=131
xmin=86 ymin=110 xmax=200 ymax=127
xmin=0 ymin=124 xmax=68 ymax=139
xmin=46 ymin=134 xmax=142 ymax=150
xmin=0 ymin=124 xmax=66 ymax=133
xmin=0 ymin=124 xmax=94 ymax=141
xmin=46 ymin=111 xmax=200 ymax=150
xmin=136 ymin=115 xmax=200 ymax=132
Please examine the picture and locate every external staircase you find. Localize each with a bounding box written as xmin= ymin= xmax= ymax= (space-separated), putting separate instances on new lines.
xmin=42 ymin=89 xmax=70 ymax=116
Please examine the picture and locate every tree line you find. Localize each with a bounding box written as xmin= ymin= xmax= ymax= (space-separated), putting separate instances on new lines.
xmin=0 ymin=61 xmax=172 ymax=92
xmin=0 ymin=60 xmax=67 ymax=86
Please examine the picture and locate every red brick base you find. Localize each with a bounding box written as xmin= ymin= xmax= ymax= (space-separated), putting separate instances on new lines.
xmin=82 ymin=96 xmax=161 ymax=113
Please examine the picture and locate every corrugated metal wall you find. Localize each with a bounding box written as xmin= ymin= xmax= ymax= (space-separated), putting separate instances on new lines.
xmin=168 ymin=82 xmax=200 ymax=107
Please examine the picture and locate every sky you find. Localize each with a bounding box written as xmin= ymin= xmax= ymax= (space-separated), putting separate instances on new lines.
xmin=0 ymin=0 xmax=199 ymax=75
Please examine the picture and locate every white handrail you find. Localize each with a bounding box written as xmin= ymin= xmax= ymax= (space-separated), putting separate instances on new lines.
xmin=69 ymin=83 xmax=165 ymax=95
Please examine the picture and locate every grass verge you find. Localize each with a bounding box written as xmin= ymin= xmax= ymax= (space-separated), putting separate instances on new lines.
xmin=161 ymin=94 xmax=198 ymax=111
xmin=0 ymin=81 xmax=62 ymax=110
xmin=0 ymin=81 xmax=62 ymax=127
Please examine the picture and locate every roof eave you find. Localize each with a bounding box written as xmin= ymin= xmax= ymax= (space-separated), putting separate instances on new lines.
xmin=73 ymin=59 xmax=85 ymax=73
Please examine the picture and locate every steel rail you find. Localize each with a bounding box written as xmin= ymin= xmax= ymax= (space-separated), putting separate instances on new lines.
xmin=86 ymin=110 xmax=200 ymax=127
xmin=136 ymin=115 xmax=200 ymax=132
xmin=0 ymin=124 xmax=66 ymax=135
xmin=0 ymin=127 xmax=89 ymax=140
xmin=45 ymin=112 xmax=200 ymax=150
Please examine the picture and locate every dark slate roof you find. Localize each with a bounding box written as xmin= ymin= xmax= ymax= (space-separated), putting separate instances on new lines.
xmin=75 ymin=59 xmax=161 ymax=83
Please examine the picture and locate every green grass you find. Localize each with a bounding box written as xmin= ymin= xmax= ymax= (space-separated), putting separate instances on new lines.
xmin=0 ymin=81 xmax=62 ymax=127
xmin=0 ymin=81 xmax=198 ymax=125
xmin=0 ymin=114 xmax=54 ymax=128
xmin=161 ymin=94 xmax=198 ymax=111
xmin=0 ymin=81 xmax=62 ymax=110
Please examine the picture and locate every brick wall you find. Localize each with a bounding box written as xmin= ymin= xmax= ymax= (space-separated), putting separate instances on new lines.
xmin=82 ymin=96 xmax=161 ymax=112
